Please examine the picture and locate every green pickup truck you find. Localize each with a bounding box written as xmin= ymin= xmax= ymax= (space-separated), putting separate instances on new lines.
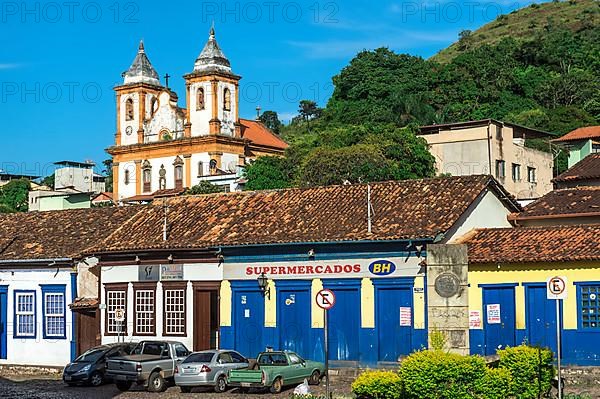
xmin=228 ymin=351 xmax=325 ymax=394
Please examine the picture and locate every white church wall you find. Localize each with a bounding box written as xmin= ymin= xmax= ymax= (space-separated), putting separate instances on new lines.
xmin=120 ymin=93 xmax=140 ymax=146
xmin=189 ymin=81 xmax=212 ymax=137
xmin=217 ymin=81 xmax=236 ymax=136
xmin=118 ymin=162 xmax=138 ymax=200
xmin=144 ymin=92 xmax=185 ymax=142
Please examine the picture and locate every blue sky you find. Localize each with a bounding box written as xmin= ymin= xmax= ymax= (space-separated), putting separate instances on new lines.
xmin=0 ymin=0 xmax=536 ymax=177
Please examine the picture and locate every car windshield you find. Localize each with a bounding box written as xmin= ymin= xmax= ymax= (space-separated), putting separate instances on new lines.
xmin=75 ymin=348 xmax=106 ymax=362
xmin=183 ymin=353 xmax=214 ymax=364
xmin=258 ymin=353 xmax=288 ymax=366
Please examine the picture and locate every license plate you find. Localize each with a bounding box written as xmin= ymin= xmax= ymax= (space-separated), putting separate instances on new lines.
xmin=241 ymin=382 xmax=251 ymax=387
xmin=183 ymin=368 xmax=197 ymax=374
xmin=64 ymin=375 xmax=72 ymax=381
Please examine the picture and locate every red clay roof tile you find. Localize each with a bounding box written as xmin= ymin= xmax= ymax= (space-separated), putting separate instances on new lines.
xmin=553 ymin=126 xmax=600 ymax=142
xmin=553 ymin=153 xmax=600 ymax=184
xmin=240 ymin=119 xmax=288 ymax=150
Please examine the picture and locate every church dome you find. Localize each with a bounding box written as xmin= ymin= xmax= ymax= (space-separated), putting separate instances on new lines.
xmin=193 ymin=27 xmax=232 ymax=74
xmin=123 ymin=41 xmax=161 ymax=86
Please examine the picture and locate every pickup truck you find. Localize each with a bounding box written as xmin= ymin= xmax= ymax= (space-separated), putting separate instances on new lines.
xmin=106 ymin=340 xmax=191 ymax=392
xmin=228 ymin=351 xmax=325 ymax=394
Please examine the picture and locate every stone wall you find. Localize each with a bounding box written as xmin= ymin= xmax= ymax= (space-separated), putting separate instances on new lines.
xmin=427 ymin=244 xmax=469 ymax=355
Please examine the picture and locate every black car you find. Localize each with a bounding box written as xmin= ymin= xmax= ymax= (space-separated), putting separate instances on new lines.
xmin=63 ymin=343 xmax=135 ymax=387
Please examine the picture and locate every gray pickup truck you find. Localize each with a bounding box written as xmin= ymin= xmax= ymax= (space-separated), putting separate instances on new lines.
xmin=106 ymin=340 xmax=191 ymax=392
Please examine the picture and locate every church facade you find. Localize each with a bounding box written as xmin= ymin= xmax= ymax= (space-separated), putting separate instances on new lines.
xmin=108 ymin=28 xmax=288 ymax=202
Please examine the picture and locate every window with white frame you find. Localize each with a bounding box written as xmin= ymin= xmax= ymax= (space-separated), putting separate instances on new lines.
xmin=44 ymin=292 xmax=65 ymax=337
xmin=15 ymin=291 xmax=35 ymax=337
xmin=164 ymin=288 xmax=186 ymax=335
xmin=106 ymin=287 xmax=127 ymax=334
xmin=134 ymin=284 xmax=156 ymax=335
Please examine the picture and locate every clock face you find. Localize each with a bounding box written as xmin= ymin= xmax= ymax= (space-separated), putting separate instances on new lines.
xmin=125 ymin=126 xmax=133 ymax=136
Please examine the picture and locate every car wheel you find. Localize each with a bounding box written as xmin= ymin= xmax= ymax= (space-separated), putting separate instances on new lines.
xmin=89 ymin=371 xmax=104 ymax=387
xmin=309 ymin=370 xmax=320 ymax=385
xmin=214 ymin=375 xmax=227 ymax=393
xmin=270 ymin=377 xmax=283 ymax=394
xmin=180 ymin=386 xmax=192 ymax=393
xmin=147 ymin=371 xmax=167 ymax=393
xmin=116 ymin=381 xmax=132 ymax=392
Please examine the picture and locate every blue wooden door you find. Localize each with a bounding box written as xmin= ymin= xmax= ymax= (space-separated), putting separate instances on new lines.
xmin=482 ymin=286 xmax=516 ymax=356
xmin=277 ymin=282 xmax=311 ymax=358
xmin=234 ymin=290 xmax=264 ymax=359
xmin=323 ymin=282 xmax=360 ymax=361
xmin=376 ymin=286 xmax=412 ymax=361
xmin=526 ymin=285 xmax=558 ymax=353
xmin=0 ymin=287 xmax=6 ymax=359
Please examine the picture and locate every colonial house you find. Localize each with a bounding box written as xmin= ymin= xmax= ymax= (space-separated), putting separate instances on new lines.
xmin=553 ymin=153 xmax=600 ymax=189
xmin=0 ymin=206 xmax=140 ymax=367
xmin=85 ymin=175 xmax=521 ymax=366
xmin=418 ymin=119 xmax=554 ymax=203
xmin=460 ymin=224 xmax=600 ymax=365
xmin=108 ymin=29 xmax=288 ymax=202
xmin=509 ymin=187 xmax=600 ymax=227
xmin=552 ymin=125 xmax=600 ymax=169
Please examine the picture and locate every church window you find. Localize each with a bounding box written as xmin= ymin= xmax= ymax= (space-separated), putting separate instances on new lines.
xmin=196 ymin=88 xmax=205 ymax=110
xmin=124 ymin=169 xmax=131 ymax=185
xmin=142 ymin=161 xmax=152 ymax=193
xmin=173 ymin=157 xmax=184 ymax=190
xmin=223 ymin=88 xmax=231 ymax=111
xmin=150 ymin=97 xmax=158 ymax=116
xmin=125 ymin=98 xmax=134 ymax=121
xmin=197 ymin=161 xmax=204 ymax=177
xmin=209 ymin=159 xmax=218 ymax=175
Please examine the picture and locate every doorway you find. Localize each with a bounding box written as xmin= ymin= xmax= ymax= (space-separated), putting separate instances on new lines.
xmin=193 ymin=282 xmax=220 ymax=351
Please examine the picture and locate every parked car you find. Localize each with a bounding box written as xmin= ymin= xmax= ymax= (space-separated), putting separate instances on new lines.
xmin=228 ymin=351 xmax=325 ymax=394
xmin=105 ymin=340 xmax=191 ymax=392
xmin=174 ymin=349 xmax=249 ymax=393
xmin=63 ymin=342 xmax=135 ymax=387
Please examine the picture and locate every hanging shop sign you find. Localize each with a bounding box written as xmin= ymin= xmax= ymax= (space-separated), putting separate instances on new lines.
xmin=224 ymin=257 xmax=421 ymax=280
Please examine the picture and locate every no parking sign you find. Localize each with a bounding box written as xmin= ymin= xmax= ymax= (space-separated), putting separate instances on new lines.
xmin=547 ymin=276 xmax=568 ymax=300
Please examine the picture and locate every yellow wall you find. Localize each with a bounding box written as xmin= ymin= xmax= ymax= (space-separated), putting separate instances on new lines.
xmin=361 ymin=278 xmax=375 ymax=328
xmin=469 ymin=262 xmax=600 ymax=330
xmin=220 ymin=280 xmax=232 ymax=327
xmin=413 ymin=275 xmax=426 ymax=329
xmin=311 ymin=279 xmax=324 ymax=328
xmin=265 ymin=279 xmax=277 ymax=327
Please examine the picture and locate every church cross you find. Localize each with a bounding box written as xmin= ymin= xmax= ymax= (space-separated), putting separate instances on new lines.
xmin=164 ymin=73 xmax=171 ymax=88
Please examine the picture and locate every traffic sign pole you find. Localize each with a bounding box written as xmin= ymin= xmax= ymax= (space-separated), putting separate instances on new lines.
xmin=324 ymin=309 xmax=329 ymax=399
xmin=556 ymin=298 xmax=562 ymax=399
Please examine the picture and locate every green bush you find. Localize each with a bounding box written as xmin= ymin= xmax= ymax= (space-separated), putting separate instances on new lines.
xmin=399 ymin=350 xmax=487 ymax=399
xmin=498 ymin=345 xmax=554 ymax=399
xmin=351 ymin=370 xmax=402 ymax=399
xmin=476 ymin=367 xmax=512 ymax=399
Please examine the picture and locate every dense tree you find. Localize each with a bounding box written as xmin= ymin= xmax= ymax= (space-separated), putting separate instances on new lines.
xmin=40 ymin=173 xmax=55 ymax=189
xmin=258 ymin=111 xmax=283 ymax=134
xmin=0 ymin=179 xmax=31 ymax=212
xmin=298 ymin=100 xmax=321 ymax=132
xmin=185 ymin=181 xmax=224 ymax=195
xmin=244 ymin=156 xmax=294 ymax=190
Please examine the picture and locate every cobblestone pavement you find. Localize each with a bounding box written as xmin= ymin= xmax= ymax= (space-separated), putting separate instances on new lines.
xmin=0 ymin=375 xmax=355 ymax=399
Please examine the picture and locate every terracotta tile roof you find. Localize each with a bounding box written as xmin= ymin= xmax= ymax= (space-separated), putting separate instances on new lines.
xmin=240 ymin=119 xmax=288 ymax=150
xmin=0 ymin=206 xmax=142 ymax=262
xmin=88 ymin=175 xmax=520 ymax=254
xmin=122 ymin=188 xmax=186 ymax=203
xmin=552 ymin=126 xmax=600 ymax=143
xmin=462 ymin=225 xmax=600 ymax=263
xmin=553 ymin=153 xmax=600 ymax=183
xmin=512 ymin=187 xmax=600 ymax=221
xmin=70 ymin=297 xmax=99 ymax=310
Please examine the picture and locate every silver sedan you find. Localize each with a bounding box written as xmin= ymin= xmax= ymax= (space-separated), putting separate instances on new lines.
xmin=174 ymin=350 xmax=249 ymax=393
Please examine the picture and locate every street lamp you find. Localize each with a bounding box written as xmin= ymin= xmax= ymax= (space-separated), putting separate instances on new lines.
xmin=257 ymin=272 xmax=270 ymax=299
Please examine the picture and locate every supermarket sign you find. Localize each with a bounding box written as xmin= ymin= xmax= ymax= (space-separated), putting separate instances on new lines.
xmin=223 ymin=257 xmax=420 ymax=280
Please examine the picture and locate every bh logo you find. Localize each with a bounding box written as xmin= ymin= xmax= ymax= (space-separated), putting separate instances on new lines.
xmin=369 ymin=260 xmax=396 ymax=276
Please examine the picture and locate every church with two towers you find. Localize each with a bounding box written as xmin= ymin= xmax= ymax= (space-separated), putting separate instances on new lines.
xmin=108 ymin=28 xmax=288 ymax=202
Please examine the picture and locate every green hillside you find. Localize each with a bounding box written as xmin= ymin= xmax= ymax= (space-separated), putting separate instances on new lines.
xmin=434 ymin=0 xmax=600 ymax=63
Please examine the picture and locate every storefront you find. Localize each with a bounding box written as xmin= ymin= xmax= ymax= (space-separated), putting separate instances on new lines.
xmin=100 ymin=260 xmax=222 ymax=352
xmin=218 ymin=242 xmax=429 ymax=366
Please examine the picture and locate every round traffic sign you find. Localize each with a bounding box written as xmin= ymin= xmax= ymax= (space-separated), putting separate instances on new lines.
xmin=549 ymin=276 xmax=566 ymax=295
xmin=316 ymin=289 xmax=336 ymax=310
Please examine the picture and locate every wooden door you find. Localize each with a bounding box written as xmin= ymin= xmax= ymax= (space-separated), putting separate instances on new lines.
xmin=193 ymin=284 xmax=219 ymax=352
xmin=76 ymin=310 xmax=100 ymax=355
